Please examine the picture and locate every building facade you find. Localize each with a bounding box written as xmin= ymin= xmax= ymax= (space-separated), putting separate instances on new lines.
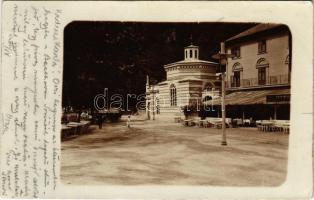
xmin=223 ymin=24 xmax=291 ymax=120
xmin=146 ymin=44 xmax=220 ymax=116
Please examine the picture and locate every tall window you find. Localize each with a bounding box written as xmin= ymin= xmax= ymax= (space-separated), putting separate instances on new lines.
xmin=258 ymin=40 xmax=267 ymax=54
xmin=195 ymin=50 xmax=197 ymax=59
xmin=231 ymin=62 xmax=242 ymax=87
xmin=256 ymin=58 xmax=269 ymax=85
xmin=170 ymin=84 xmax=177 ymax=106
xmin=231 ymin=46 xmax=240 ymax=58
xmin=258 ymin=67 xmax=266 ymax=85
xmin=233 ymin=71 xmax=241 ymax=87
xmin=190 ymin=50 xmax=192 ymax=58
xmin=203 ymin=83 xmax=213 ymax=92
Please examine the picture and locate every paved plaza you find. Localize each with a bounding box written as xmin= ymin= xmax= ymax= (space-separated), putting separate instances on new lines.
xmin=61 ymin=115 xmax=289 ymax=186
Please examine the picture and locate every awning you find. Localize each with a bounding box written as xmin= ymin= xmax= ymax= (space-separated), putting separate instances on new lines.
xmin=205 ymin=89 xmax=290 ymax=106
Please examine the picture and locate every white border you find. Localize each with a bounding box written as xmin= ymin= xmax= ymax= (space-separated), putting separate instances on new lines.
xmin=1 ymin=1 xmax=313 ymax=199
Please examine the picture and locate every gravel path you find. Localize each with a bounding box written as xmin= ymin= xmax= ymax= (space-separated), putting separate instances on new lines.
xmin=61 ymin=115 xmax=288 ymax=186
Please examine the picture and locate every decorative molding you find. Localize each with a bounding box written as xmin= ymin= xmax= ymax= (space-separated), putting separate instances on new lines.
xmin=232 ymin=62 xmax=243 ymax=72
xmin=256 ymin=58 xmax=269 ymax=68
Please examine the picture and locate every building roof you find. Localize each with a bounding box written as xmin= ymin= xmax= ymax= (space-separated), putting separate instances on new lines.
xmin=185 ymin=44 xmax=198 ymax=48
xmin=164 ymin=59 xmax=218 ymax=68
xmin=226 ymin=23 xmax=282 ymax=42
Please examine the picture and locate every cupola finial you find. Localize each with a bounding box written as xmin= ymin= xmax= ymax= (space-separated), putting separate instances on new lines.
xmin=190 ymin=34 xmax=193 ymax=45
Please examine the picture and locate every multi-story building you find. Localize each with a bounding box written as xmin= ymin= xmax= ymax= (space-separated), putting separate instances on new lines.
xmin=146 ymin=44 xmax=220 ymax=116
xmin=223 ymin=24 xmax=291 ymax=120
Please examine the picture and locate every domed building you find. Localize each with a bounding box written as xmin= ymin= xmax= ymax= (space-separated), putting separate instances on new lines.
xmin=146 ymin=44 xmax=220 ymax=117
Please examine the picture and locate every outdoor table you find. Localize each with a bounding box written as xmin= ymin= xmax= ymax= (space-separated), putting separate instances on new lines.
xmin=234 ymin=118 xmax=243 ymax=126
xmin=256 ymin=120 xmax=263 ymax=130
xmin=61 ymin=125 xmax=72 ymax=139
xmin=183 ymin=120 xmax=190 ymax=126
xmin=67 ymin=122 xmax=81 ymax=125
xmin=188 ymin=120 xmax=196 ymax=127
xmin=261 ymin=121 xmax=274 ymax=132
xmin=174 ymin=117 xmax=181 ymax=123
xmin=213 ymin=121 xmax=222 ymax=129
xmin=231 ymin=119 xmax=238 ymax=128
xmin=80 ymin=120 xmax=91 ymax=132
xmin=67 ymin=122 xmax=81 ymax=135
xmin=282 ymin=122 xmax=290 ymax=133
xmin=199 ymin=120 xmax=206 ymax=127
xmin=243 ymin=119 xmax=251 ymax=126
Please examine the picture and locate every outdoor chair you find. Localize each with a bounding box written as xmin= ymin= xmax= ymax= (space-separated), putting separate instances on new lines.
xmin=203 ymin=121 xmax=211 ymax=128
xmin=243 ymin=119 xmax=251 ymax=127
xmin=214 ymin=122 xmax=222 ymax=129
xmin=188 ymin=120 xmax=196 ymax=127
xmin=182 ymin=120 xmax=189 ymax=126
xmin=236 ymin=118 xmax=243 ymax=127
xmin=197 ymin=120 xmax=204 ymax=127
xmin=271 ymin=121 xmax=283 ymax=132
xmin=268 ymin=120 xmax=289 ymax=133
xmin=281 ymin=120 xmax=290 ymax=133
xmin=231 ymin=119 xmax=238 ymax=128
xmin=260 ymin=120 xmax=274 ymax=132
xmin=225 ymin=118 xmax=232 ymax=128
xmin=282 ymin=125 xmax=290 ymax=133
xmin=256 ymin=120 xmax=262 ymax=131
xmin=174 ymin=117 xmax=181 ymax=123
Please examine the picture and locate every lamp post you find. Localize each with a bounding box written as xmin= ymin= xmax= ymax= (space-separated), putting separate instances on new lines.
xmin=152 ymin=84 xmax=155 ymax=120
xmin=146 ymin=75 xmax=151 ymax=120
xmin=149 ymin=79 xmax=158 ymax=120
xmin=212 ymin=42 xmax=233 ymax=146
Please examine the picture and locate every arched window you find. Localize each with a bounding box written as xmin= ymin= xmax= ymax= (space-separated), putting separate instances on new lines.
xmin=256 ymin=58 xmax=269 ymax=85
xmin=232 ymin=62 xmax=243 ymax=71
xmin=256 ymin=58 xmax=269 ymax=68
xmin=203 ymin=96 xmax=212 ymax=102
xmin=231 ymin=62 xmax=243 ymax=87
xmin=203 ymin=82 xmax=214 ymax=92
xmin=170 ymin=84 xmax=177 ymax=106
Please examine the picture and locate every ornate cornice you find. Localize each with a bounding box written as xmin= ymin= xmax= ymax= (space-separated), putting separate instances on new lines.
xmin=165 ymin=64 xmax=216 ymax=72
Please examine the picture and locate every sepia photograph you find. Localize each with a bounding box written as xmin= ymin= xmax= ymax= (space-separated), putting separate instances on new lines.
xmin=1 ymin=1 xmax=313 ymax=198
xmin=60 ymin=22 xmax=291 ymax=186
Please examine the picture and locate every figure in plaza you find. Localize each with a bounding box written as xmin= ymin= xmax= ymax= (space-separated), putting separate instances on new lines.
xmin=127 ymin=115 xmax=131 ymax=128
xmin=80 ymin=110 xmax=88 ymax=120
xmin=98 ymin=114 xmax=103 ymax=129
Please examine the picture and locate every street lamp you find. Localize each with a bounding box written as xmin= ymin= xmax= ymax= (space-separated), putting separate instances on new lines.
xmin=149 ymin=79 xmax=158 ymax=120
xmin=212 ymin=42 xmax=234 ymax=146
xmin=146 ymin=75 xmax=151 ymax=120
xmin=152 ymin=84 xmax=155 ymax=120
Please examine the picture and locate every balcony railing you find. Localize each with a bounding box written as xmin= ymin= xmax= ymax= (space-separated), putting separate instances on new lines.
xmin=228 ymin=74 xmax=290 ymax=88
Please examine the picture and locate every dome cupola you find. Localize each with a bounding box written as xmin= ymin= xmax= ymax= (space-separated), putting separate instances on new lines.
xmin=184 ymin=44 xmax=199 ymax=61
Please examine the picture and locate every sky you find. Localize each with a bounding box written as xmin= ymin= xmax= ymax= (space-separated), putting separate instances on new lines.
xmin=63 ymin=21 xmax=257 ymax=109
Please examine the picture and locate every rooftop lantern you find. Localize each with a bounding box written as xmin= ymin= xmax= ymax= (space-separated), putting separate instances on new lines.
xmin=184 ymin=44 xmax=199 ymax=61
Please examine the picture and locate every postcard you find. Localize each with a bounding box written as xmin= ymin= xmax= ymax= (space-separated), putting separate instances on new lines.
xmin=0 ymin=1 xmax=313 ymax=199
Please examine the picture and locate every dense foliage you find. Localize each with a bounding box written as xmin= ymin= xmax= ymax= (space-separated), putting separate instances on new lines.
xmin=63 ymin=22 xmax=256 ymax=110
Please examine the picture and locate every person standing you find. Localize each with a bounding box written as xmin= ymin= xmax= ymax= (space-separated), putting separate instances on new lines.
xmin=98 ymin=114 xmax=103 ymax=129
xmin=127 ymin=115 xmax=131 ymax=128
